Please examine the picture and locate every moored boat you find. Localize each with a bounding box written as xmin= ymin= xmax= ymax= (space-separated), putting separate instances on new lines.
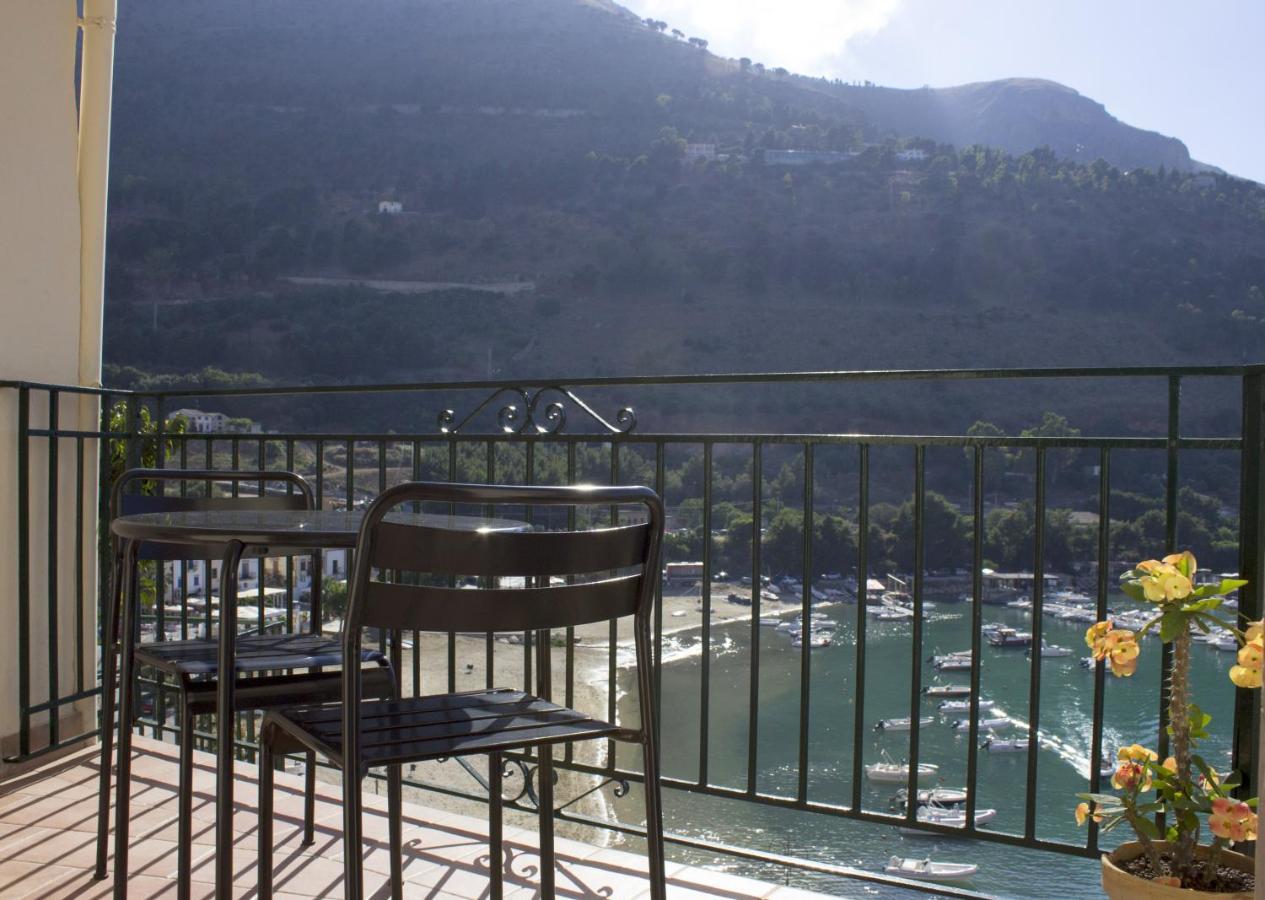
xmin=865 ymin=751 xmax=939 ymax=783
xmin=952 ymin=717 xmax=1010 ymax=732
xmin=875 ymin=716 xmax=935 ymax=731
xmin=982 ymin=736 xmax=1028 ymax=753
xmin=893 ymin=786 xmax=969 ymax=807
xmin=884 ymin=856 xmax=979 ymax=883
xmin=924 ymin=684 xmax=971 ymax=698
xmin=938 ymin=699 xmax=995 ymax=713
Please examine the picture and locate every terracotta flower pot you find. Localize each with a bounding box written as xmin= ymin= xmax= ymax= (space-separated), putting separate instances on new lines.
xmin=1101 ymin=841 xmax=1255 ymax=899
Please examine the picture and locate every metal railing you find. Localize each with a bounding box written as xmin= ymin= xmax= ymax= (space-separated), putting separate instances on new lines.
xmin=4 ymin=365 xmax=1263 ymax=897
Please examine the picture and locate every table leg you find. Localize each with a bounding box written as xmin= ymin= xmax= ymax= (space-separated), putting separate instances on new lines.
xmin=214 ymin=540 xmax=244 ymax=899
xmin=112 ymin=540 xmax=139 ymax=900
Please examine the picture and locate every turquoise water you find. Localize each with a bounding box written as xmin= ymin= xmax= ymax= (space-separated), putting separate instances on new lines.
xmin=614 ymin=599 xmax=1239 ymax=897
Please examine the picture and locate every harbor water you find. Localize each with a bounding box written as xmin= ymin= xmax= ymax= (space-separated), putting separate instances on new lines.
xmin=613 ymin=597 xmax=1240 ymax=897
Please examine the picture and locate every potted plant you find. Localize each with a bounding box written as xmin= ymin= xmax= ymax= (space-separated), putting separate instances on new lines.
xmin=1075 ymin=551 xmax=1258 ymax=897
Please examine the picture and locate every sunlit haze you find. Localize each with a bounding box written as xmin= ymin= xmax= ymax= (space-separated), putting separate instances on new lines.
xmin=623 ymin=0 xmax=1265 ymax=182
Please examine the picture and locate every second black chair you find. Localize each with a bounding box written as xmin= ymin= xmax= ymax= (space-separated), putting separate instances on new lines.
xmin=256 ymin=480 xmax=667 ymax=899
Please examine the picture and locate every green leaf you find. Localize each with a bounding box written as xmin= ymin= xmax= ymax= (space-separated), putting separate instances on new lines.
xmin=1133 ymin=816 xmax=1162 ymax=840
xmin=1077 ymin=792 xmax=1124 ymax=806
xmin=1182 ymin=597 xmax=1223 ymax=614
xmin=1119 ymin=581 xmax=1147 ymax=603
xmin=1158 ymin=609 xmax=1186 ymax=642
xmin=1215 ymin=578 xmax=1248 ymax=594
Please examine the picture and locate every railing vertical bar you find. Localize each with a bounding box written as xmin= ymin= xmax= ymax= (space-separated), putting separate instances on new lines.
xmin=74 ymin=435 xmax=85 ymax=693
xmin=746 ymin=441 xmax=762 ymax=795
xmin=1024 ymin=447 xmax=1048 ymax=840
xmin=46 ymin=390 xmax=60 ymax=747
xmin=608 ymin=442 xmax=621 ymax=775
xmin=523 ymin=441 xmax=536 ymax=703
xmin=903 ymin=445 xmax=926 ymax=820
xmin=486 ymin=440 xmax=497 ymax=694
xmin=564 ymin=442 xmax=577 ymax=745
xmin=1088 ymin=448 xmax=1111 ymax=851
xmin=1157 ymin=376 xmax=1181 ymax=774
xmin=204 ymin=436 xmax=213 ymax=641
xmin=285 ymin=440 xmax=296 ymax=634
xmin=797 ymin=442 xmax=813 ymax=803
xmin=699 ymin=441 xmax=713 ymax=786
xmin=153 ymin=399 xmax=168 ymax=738
xmin=850 ymin=444 xmax=869 ymax=812
xmin=17 ymin=387 xmax=31 ymax=756
xmin=180 ymin=438 xmax=190 ymax=640
xmin=653 ymin=441 xmax=665 ymax=744
xmin=1234 ymin=372 xmax=1264 ymax=800
xmin=447 ymin=439 xmax=457 ymax=694
xmin=964 ymin=446 xmax=984 ymax=824
xmin=411 ymin=439 xmax=422 ymax=697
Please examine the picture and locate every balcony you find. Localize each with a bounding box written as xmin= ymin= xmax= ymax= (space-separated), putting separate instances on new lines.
xmin=1 ymin=366 xmax=1263 ymax=898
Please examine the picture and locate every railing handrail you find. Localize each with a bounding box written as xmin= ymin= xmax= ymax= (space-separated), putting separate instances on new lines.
xmin=5 ymin=362 xmax=1265 ymax=401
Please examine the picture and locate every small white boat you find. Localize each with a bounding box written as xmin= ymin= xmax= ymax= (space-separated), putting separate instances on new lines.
xmin=902 ymin=804 xmax=997 ymax=833
xmin=884 ymin=856 xmax=978 ymax=883
xmin=924 ymin=684 xmax=971 ymax=698
xmin=670 ymin=610 xmax=688 ymax=618
xmin=894 ymin=786 xmax=969 ymax=806
xmin=953 ymin=717 xmax=1010 ymax=732
xmin=865 ymin=752 xmax=939 ymax=783
xmin=1028 ymin=643 xmax=1073 ymax=658
xmin=875 ymin=716 xmax=935 ymax=731
xmin=792 ymin=634 xmax=832 ymax=649
xmin=938 ymin=699 xmax=995 ymax=713
xmin=758 ymin=616 xmax=780 ymax=627
xmin=982 ymin=737 xmax=1028 ymax=753
xmin=936 ymin=656 xmax=973 ymax=671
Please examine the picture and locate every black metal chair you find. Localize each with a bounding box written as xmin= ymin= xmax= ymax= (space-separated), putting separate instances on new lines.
xmin=256 ymin=481 xmax=667 ymax=900
xmin=94 ymin=468 xmax=395 ymax=898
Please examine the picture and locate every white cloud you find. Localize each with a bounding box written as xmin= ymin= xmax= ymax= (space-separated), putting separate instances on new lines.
xmin=624 ymin=0 xmax=903 ymax=75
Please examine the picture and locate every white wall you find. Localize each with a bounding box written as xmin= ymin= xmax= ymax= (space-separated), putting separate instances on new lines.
xmin=0 ymin=1 xmax=104 ymax=766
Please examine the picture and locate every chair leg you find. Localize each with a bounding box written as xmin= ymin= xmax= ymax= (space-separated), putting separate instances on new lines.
xmin=177 ymin=694 xmax=195 ymax=900
xmin=387 ymin=763 xmax=403 ymax=896
xmin=112 ymin=542 xmax=139 ymax=900
xmin=488 ymin=753 xmax=503 ymax=900
xmin=258 ymin=732 xmax=275 ymax=900
xmin=536 ymin=748 xmax=555 ymax=897
xmin=303 ymin=750 xmax=316 ymax=845
xmin=642 ymin=737 xmax=667 ymax=900
xmin=93 ymin=553 xmax=123 ymax=881
xmin=343 ymin=770 xmax=364 ymax=900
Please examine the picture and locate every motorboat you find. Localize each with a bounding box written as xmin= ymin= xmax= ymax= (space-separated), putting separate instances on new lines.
xmin=1028 ymin=642 xmax=1073 ymax=658
xmin=875 ymin=716 xmax=935 ymax=731
xmin=986 ymin=627 xmax=1032 ymax=647
xmin=901 ymin=803 xmax=997 ymax=833
xmin=936 ymin=656 xmax=973 ymax=671
xmin=884 ymin=856 xmax=978 ymax=883
xmin=759 ymin=616 xmax=781 ymax=627
xmin=793 ymin=633 xmax=833 ymax=649
xmin=924 ymin=684 xmax=971 ymax=698
xmin=952 ymin=717 xmax=1010 ymax=732
xmin=893 ymin=786 xmax=969 ymax=807
xmin=938 ymin=699 xmax=995 ymax=713
xmin=865 ymin=752 xmax=939 ymax=783
xmin=982 ymin=736 xmax=1028 ymax=753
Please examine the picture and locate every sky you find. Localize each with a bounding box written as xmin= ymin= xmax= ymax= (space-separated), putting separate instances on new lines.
xmin=622 ymin=0 xmax=1265 ymax=182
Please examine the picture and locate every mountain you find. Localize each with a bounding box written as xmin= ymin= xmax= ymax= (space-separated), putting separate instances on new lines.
xmin=826 ymin=78 xmax=1195 ymax=174
xmin=102 ymin=0 xmax=1265 ymax=404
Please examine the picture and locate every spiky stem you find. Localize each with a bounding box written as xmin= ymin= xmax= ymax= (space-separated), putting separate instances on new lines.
xmin=1169 ymin=625 xmax=1195 ymax=875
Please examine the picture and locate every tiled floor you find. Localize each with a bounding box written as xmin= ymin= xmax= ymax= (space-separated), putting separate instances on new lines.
xmin=0 ymin=737 xmax=830 ymax=898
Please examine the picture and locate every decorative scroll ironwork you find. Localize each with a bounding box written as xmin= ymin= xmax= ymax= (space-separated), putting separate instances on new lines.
xmin=438 ymin=385 xmax=636 ymax=435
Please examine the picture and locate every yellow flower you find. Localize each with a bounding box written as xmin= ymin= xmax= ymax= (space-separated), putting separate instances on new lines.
xmin=1138 ymin=564 xmax=1192 ymax=603
xmin=1086 ymin=621 xmax=1112 ymax=653
xmin=1099 ymin=630 xmax=1141 ymax=677
xmin=1209 ymin=797 xmax=1258 ymax=841
xmin=1246 ymin=620 xmax=1264 ymax=643
xmin=1162 ymin=550 xmax=1197 ymax=577
xmin=1230 ymin=635 xmax=1265 ymax=689
xmin=1117 ymin=744 xmax=1158 ymax=763
xmin=1111 ymin=761 xmax=1152 ymax=792
xmin=1074 ymin=801 xmax=1104 ymax=826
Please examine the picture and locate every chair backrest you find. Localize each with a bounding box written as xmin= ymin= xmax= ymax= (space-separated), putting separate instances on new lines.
xmin=111 ymin=468 xmax=314 ymax=561
xmin=344 ymin=481 xmax=664 ymax=636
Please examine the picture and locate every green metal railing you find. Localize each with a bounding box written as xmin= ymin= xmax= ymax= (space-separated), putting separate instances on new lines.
xmin=4 ymin=365 xmax=1263 ymax=897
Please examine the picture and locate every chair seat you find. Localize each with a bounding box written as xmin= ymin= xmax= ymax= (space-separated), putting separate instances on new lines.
xmin=134 ymin=633 xmax=387 ymax=677
xmin=264 ymin=688 xmax=620 ymax=769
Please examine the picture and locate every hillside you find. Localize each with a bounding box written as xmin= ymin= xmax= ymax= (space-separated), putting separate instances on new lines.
xmin=828 ymin=78 xmax=1195 ymax=173
xmin=102 ymin=0 xmax=1265 ymax=427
